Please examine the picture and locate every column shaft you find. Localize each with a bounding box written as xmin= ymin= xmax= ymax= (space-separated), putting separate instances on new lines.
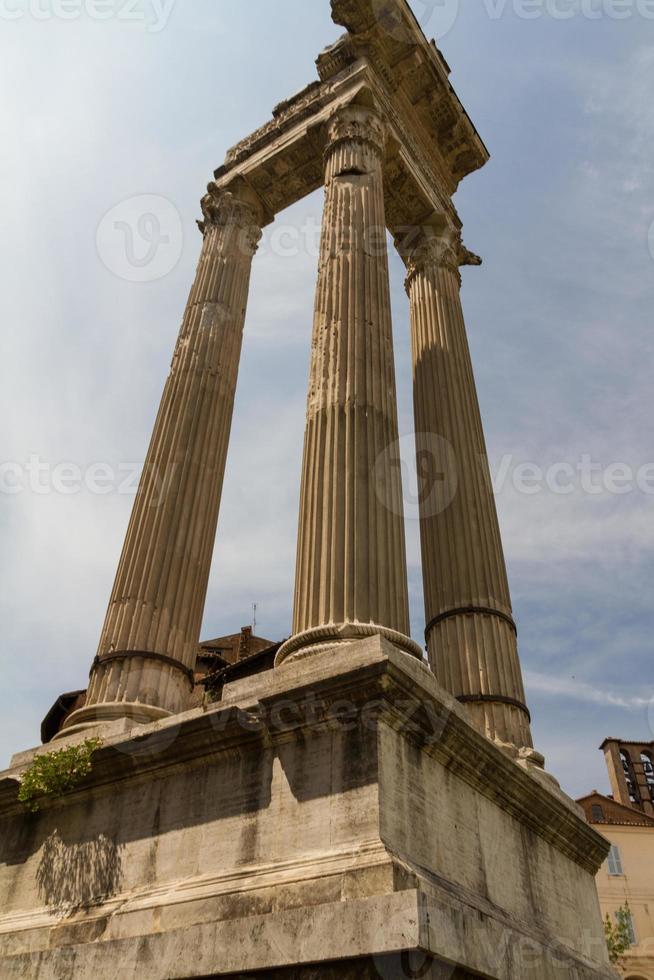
xmin=62 ymin=186 xmax=263 ymax=733
xmin=406 ymin=232 xmax=534 ymax=752
xmin=277 ymin=105 xmax=421 ymax=665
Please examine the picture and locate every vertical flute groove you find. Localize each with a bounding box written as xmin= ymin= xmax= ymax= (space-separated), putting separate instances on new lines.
xmin=277 ymin=105 xmax=420 ymax=666
xmin=65 ymin=186 xmax=264 ymax=732
xmin=405 ymin=229 xmax=533 ymax=751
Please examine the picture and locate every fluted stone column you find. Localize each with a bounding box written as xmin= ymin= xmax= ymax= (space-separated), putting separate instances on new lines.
xmin=404 ymin=227 xmax=535 ymax=755
xmin=277 ymin=105 xmax=422 ymax=666
xmin=61 ymin=183 xmax=265 ymax=735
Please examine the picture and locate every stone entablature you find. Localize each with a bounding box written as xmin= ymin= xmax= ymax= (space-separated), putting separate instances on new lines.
xmin=214 ymin=2 xmax=489 ymax=239
xmin=221 ymin=0 xmax=488 ymax=208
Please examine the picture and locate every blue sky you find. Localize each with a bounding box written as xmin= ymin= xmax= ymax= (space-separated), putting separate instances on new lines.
xmin=0 ymin=0 xmax=652 ymax=798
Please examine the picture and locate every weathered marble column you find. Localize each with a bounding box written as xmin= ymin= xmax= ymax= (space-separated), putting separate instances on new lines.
xmin=277 ymin=105 xmax=422 ymax=666
xmin=62 ymin=183 xmax=265 ymax=735
xmin=404 ymin=227 xmax=535 ymax=755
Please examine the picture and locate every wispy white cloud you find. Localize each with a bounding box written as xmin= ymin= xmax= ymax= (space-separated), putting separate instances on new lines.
xmin=525 ymin=671 xmax=653 ymax=711
xmin=495 ymin=475 xmax=654 ymax=565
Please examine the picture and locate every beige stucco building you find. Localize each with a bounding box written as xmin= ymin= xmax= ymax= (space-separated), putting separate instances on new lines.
xmin=579 ymin=738 xmax=654 ymax=979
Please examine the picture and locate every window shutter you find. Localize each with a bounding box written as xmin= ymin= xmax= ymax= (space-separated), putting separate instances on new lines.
xmin=607 ymin=845 xmax=624 ymax=876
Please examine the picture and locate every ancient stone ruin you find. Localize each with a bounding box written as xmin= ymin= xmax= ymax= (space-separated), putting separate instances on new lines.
xmin=0 ymin=1 xmax=615 ymax=977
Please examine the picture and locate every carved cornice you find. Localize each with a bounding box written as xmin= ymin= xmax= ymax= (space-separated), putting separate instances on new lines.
xmin=198 ymin=186 xmax=264 ymax=252
xmin=330 ymin=0 xmax=376 ymax=35
xmin=224 ymin=81 xmax=324 ymax=168
xmin=325 ymin=0 xmax=489 ymax=191
xmin=316 ymin=38 xmax=355 ymax=82
xmin=318 ymin=35 xmax=478 ymax=195
xmin=211 ymin=1 xmax=489 ymax=239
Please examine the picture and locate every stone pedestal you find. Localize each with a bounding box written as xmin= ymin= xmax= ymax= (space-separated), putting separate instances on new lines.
xmin=404 ymin=229 xmax=533 ymax=756
xmin=277 ymin=104 xmax=420 ymax=667
xmin=0 ymin=639 xmax=614 ymax=979
xmin=61 ymin=184 xmax=265 ymax=737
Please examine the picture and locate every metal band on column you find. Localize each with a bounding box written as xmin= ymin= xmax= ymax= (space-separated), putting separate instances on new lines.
xmin=402 ymin=225 xmax=535 ymax=754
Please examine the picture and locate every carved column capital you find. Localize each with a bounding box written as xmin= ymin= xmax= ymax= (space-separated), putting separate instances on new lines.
xmin=325 ymin=104 xmax=386 ymax=160
xmin=408 ymin=236 xmax=459 ymax=285
xmin=402 ymin=229 xmax=461 ymax=291
xmin=198 ymin=185 xmax=264 ymax=254
xmin=401 ymin=225 xmax=483 ymax=293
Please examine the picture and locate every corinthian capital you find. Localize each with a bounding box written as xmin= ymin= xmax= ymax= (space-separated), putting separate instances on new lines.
xmin=401 ymin=225 xmax=483 ymax=292
xmin=198 ymin=184 xmax=264 ymax=252
xmin=403 ymin=232 xmax=459 ymax=290
xmin=326 ymin=104 xmax=386 ymax=159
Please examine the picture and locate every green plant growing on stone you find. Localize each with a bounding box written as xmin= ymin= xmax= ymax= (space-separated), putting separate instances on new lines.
xmin=604 ymin=904 xmax=633 ymax=965
xmin=18 ymin=738 xmax=103 ymax=813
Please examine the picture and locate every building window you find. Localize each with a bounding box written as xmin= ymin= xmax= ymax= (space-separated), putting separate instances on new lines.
xmin=621 ymin=750 xmax=641 ymax=805
xmin=607 ymin=845 xmax=624 ymax=876
xmin=591 ymin=803 xmax=605 ymax=821
xmin=641 ymin=752 xmax=654 ymax=802
xmin=615 ymin=909 xmax=637 ymax=946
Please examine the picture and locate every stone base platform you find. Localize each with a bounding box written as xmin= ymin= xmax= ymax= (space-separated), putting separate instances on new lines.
xmin=0 ymin=637 xmax=615 ymax=979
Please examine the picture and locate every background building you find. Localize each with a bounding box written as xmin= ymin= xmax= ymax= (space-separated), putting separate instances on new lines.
xmin=40 ymin=626 xmax=281 ymax=740
xmin=578 ymin=738 xmax=654 ymax=978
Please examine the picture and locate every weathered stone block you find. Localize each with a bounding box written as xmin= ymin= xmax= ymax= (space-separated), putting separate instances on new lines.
xmin=0 ymin=638 xmax=614 ymax=978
